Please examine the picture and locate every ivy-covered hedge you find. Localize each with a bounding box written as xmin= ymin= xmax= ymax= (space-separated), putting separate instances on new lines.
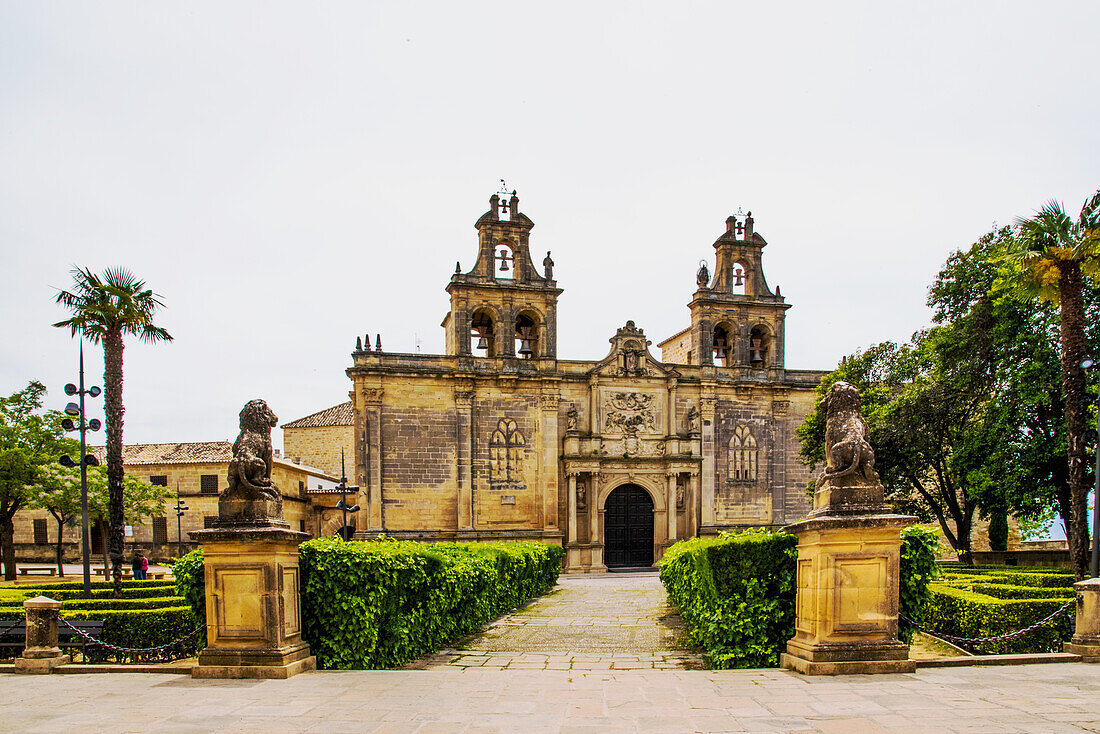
xmin=922 ymin=583 xmax=1073 ymax=654
xmin=899 ymin=525 xmax=941 ymax=643
xmin=659 ymin=525 xmax=940 ymax=668
xmin=172 ymin=549 xmax=205 ymax=624
xmin=298 ymin=538 xmax=562 ymax=669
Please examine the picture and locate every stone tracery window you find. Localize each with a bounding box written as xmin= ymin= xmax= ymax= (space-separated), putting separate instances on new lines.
xmin=729 ymin=424 xmax=758 ymax=482
xmin=489 ymin=418 xmax=526 ymax=483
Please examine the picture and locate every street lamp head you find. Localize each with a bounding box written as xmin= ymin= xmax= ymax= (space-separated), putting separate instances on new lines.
xmin=88 ymin=418 xmax=101 ymax=431
xmin=88 ymin=386 xmax=101 ymax=397
xmin=1083 ymin=358 xmax=1095 ymax=370
xmin=347 ymin=504 xmax=361 ymax=513
xmin=64 ymin=383 xmax=78 ymax=396
xmin=84 ymin=454 xmax=99 ymax=467
xmin=59 ymin=454 xmax=76 ymax=468
xmin=64 ymin=402 xmax=81 ymax=416
xmin=61 ymin=418 xmax=75 ymax=431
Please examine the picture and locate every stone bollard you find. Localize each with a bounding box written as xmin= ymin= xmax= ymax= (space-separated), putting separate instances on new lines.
xmin=14 ymin=596 xmax=71 ymax=674
xmin=1065 ymin=578 xmax=1100 ymax=662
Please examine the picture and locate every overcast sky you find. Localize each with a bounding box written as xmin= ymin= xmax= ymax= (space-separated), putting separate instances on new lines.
xmin=2 ymin=2 xmax=1098 ymax=452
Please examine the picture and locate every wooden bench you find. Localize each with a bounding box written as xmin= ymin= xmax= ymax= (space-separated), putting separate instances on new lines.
xmin=17 ymin=568 xmax=57 ymax=576
xmin=0 ymin=619 xmax=106 ymax=662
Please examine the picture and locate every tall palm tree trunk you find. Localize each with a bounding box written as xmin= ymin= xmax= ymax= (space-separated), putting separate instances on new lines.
xmin=104 ymin=329 xmax=126 ymax=597
xmin=1059 ymin=262 xmax=1091 ymax=580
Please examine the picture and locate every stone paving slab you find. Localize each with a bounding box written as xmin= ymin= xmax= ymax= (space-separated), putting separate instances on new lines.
xmin=4 ymin=664 xmax=1100 ymax=732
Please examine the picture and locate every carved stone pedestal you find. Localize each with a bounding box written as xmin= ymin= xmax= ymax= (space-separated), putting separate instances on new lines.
xmin=189 ymin=525 xmax=315 ymax=679
xmin=14 ymin=596 xmax=70 ymax=674
xmin=1064 ymin=578 xmax=1100 ymax=662
xmin=781 ymin=513 xmax=916 ymax=675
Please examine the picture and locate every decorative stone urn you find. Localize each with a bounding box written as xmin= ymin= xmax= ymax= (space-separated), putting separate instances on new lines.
xmin=189 ymin=399 xmax=315 ymax=679
xmin=1064 ymin=578 xmax=1100 ymax=662
xmin=781 ymin=383 xmax=917 ymax=675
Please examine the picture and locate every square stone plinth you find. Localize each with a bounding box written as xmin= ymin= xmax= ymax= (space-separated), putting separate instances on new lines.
xmin=189 ymin=525 xmax=315 ymax=679
xmin=782 ymin=513 xmax=916 ymax=675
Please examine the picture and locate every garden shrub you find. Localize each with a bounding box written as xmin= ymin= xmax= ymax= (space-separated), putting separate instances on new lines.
xmin=899 ymin=525 xmax=940 ymax=643
xmin=660 ymin=525 xmax=940 ymax=667
xmin=172 ymin=549 xmax=205 ymax=623
xmin=921 ymin=583 xmax=1074 ymax=654
xmin=658 ymin=528 xmax=797 ymax=669
xmin=967 ymin=583 xmax=1074 ymax=600
xmin=298 ymin=538 xmax=563 ymax=669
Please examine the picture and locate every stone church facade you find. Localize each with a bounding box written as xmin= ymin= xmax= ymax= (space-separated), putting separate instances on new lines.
xmin=345 ymin=191 xmax=826 ymax=571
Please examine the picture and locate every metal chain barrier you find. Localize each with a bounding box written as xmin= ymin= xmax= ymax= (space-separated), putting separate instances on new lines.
xmin=58 ymin=616 xmax=204 ymax=659
xmin=900 ymin=597 xmax=1077 ymax=648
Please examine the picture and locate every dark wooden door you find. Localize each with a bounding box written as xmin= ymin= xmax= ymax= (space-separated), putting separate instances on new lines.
xmin=604 ymin=485 xmax=654 ymax=568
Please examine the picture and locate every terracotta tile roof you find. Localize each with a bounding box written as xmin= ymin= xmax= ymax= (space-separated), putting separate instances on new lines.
xmin=282 ymin=401 xmax=354 ymax=429
xmin=89 ymin=442 xmax=232 ymax=465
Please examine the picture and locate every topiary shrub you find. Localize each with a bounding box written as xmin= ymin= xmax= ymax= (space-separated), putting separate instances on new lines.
xmin=988 ymin=510 xmax=1009 ymax=551
xmin=659 ymin=528 xmax=798 ymax=669
xmin=298 ymin=538 xmax=563 ymax=669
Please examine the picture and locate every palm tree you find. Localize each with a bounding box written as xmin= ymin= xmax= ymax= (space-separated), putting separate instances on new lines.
xmin=998 ymin=190 xmax=1100 ymax=579
xmin=54 ymin=267 xmax=172 ymax=596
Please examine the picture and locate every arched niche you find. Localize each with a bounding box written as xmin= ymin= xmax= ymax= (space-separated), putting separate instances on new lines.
xmin=470 ymin=307 xmax=498 ymax=357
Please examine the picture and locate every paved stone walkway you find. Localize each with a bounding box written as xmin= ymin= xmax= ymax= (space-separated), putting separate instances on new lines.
xmin=4 ymin=663 xmax=1100 ymax=732
xmin=411 ymin=571 xmax=704 ymax=671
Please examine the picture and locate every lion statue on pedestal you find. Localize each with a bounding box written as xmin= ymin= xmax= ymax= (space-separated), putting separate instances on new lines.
xmin=220 ymin=398 xmax=285 ymax=524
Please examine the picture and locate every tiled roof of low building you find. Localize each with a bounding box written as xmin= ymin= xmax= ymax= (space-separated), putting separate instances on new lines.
xmin=90 ymin=442 xmax=232 ymax=464
xmin=282 ymin=401 xmax=355 ymax=429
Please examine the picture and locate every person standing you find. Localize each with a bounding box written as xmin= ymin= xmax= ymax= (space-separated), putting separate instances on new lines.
xmin=140 ymin=552 xmax=149 ymax=580
xmin=130 ymin=551 xmax=143 ymax=580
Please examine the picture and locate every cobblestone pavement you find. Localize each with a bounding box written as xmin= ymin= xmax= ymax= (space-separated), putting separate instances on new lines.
xmin=4 ymin=663 xmax=1100 ymax=732
xmin=410 ymin=571 xmax=704 ymax=671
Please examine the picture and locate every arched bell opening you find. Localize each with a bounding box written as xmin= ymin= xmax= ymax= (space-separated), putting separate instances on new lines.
xmin=712 ymin=323 xmax=734 ymax=367
xmin=731 ymin=261 xmax=748 ymax=295
xmin=749 ymin=324 xmax=771 ymax=367
xmin=470 ymin=308 xmax=497 ymax=357
xmin=495 ymin=241 xmax=515 ymax=281
xmin=515 ymin=312 xmax=539 ymax=359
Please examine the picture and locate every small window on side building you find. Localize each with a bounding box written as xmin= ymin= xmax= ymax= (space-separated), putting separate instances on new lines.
xmin=152 ymin=517 xmax=168 ymax=544
xmin=200 ymin=475 xmax=219 ymax=494
xmin=33 ymin=518 xmax=48 ymax=545
xmin=150 ymin=475 xmax=168 ymax=487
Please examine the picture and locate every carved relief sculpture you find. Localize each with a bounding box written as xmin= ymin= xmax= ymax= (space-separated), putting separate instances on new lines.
xmin=603 ymin=392 xmax=658 ymax=434
xmin=576 ymin=477 xmax=587 ymax=510
xmin=685 ymin=405 xmax=700 ymax=434
xmin=566 ymin=405 xmax=579 ymax=431
xmin=220 ymin=399 xmax=284 ymax=524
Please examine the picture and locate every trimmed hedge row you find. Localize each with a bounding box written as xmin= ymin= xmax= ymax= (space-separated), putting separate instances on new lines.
xmin=297 ymin=538 xmax=563 ymax=669
xmin=659 ymin=525 xmax=941 ymax=669
xmin=922 ymin=583 xmax=1073 ymax=654
xmin=0 ymin=605 xmax=201 ymax=662
xmin=967 ymin=583 xmax=1074 ymax=600
xmin=659 ymin=529 xmax=797 ymax=669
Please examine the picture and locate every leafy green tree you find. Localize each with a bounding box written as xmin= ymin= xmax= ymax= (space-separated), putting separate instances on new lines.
xmin=54 ymin=267 xmax=172 ymax=595
xmin=996 ymin=191 xmax=1100 ymax=578
xmin=0 ymin=382 xmax=71 ymax=579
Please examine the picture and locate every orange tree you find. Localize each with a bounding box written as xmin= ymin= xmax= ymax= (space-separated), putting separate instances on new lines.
xmin=996 ymin=190 xmax=1100 ymax=579
xmin=54 ymin=268 xmax=172 ymax=596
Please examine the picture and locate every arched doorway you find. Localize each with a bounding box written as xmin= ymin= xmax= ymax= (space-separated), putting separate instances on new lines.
xmin=604 ymin=484 xmax=654 ymax=568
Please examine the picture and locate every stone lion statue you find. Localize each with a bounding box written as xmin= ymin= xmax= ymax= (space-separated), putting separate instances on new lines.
xmin=819 ymin=382 xmax=878 ymax=486
xmin=225 ymin=399 xmax=281 ymax=503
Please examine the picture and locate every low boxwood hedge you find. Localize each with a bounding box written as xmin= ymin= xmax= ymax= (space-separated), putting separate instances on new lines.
xmin=922 ymin=583 xmax=1073 ymax=654
xmin=60 ymin=596 xmax=187 ymax=610
xmin=0 ymin=605 xmax=201 ymax=662
xmin=297 ymin=538 xmax=563 ymax=669
xmin=659 ymin=525 xmax=940 ymax=668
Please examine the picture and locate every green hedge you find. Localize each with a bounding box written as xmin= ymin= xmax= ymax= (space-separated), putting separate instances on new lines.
xmin=967 ymin=583 xmax=1074 ymax=600
xmin=4 ymin=586 xmax=179 ymax=602
xmin=899 ymin=526 xmax=941 ymax=644
xmin=298 ymin=538 xmax=563 ymax=669
xmin=922 ymin=583 xmax=1073 ymax=654
xmin=659 ymin=529 xmax=798 ymax=669
xmin=60 ymin=596 xmax=187 ymax=610
xmin=0 ymin=605 xmax=201 ymax=662
xmin=172 ymin=550 xmax=205 ymax=623
xmin=659 ymin=525 xmax=940 ymax=668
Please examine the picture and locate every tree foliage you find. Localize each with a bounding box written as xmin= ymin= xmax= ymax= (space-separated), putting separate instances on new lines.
xmin=54 ymin=267 xmax=172 ymax=595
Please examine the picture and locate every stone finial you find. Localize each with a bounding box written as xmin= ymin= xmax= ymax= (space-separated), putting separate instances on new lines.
xmin=356 ymin=336 xmax=362 ymax=351
xmin=364 ymin=334 xmax=372 ymax=351
xmin=488 ymin=194 xmax=500 ymax=220
xmin=744 ymin=211 xmax=754 ymax=239
xmin=375 ymin=334 xmax=382 ymax=352
xmin=15 ymin=596 xmax=69 ymax=673
xmin=455 ymin=261 xmax=461 ymax=274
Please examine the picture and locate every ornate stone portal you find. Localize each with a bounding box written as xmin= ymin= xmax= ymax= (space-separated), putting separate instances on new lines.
xmin=781 ymin=382 xmax=917 ymax=675
xmin=190 ymin=400 xmax=316 ymax=679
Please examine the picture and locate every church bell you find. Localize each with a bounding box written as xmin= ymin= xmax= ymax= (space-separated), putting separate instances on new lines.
xmin=750 ymin=337 xmax=763 ymax=364
xmin=476 ymin=335 xmax=489 ymax=350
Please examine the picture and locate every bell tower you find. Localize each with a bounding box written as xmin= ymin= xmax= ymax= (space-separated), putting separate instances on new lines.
xmin=443 ymin=188 xmax=563 ymax=359
xmin=688 ymin=211 xmax=790 ymax=373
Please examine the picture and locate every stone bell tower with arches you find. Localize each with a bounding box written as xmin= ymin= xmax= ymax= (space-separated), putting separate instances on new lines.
xmin=681 ymin=211 xmax=791 ymax=376
xmin=442 ymin=187 xmax=562 ymax=360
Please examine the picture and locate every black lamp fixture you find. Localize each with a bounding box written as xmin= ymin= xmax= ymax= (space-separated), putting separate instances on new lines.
xmin=327 ymin=449 xmax=360 ymax=541
xmin=174 ymin=483 xmax=189 ymax=560
xmin=58 ymin=343 xmax=102 ymax=597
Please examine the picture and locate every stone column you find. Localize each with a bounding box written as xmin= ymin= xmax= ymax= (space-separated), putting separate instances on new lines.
xmin=539 ymin=393 xmax=560 ymax=533
xmin=565 ymin=472 xmax=583 ymax=572
xmin=589 ymin=473 xmax=605 ymax=571
xmin=666 ymin=472 xmax=678 ymax=545
xmin=362 ymin=388 xmax=384 ymax=532
xmin=588 ymin=376 xmax=600 ymax=434
xmin=1065 ymin=578 xmax=1100 ymax=662
xmin=700 ymin=395 xmax=717 ymax=529
xmin=455 ymin=388 xmax=474 ymax=531
xmin=15 ymin=596 xmax=70 ymax=674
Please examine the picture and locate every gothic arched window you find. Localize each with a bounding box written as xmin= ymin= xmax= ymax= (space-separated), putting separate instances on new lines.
xmin=729 ymin=424 xmax=758 ymax=482
xmin=489 ymin=418 xmax=526 ymax=483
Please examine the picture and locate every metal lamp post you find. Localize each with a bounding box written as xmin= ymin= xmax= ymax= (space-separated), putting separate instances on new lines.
xmin=328 ymin=450 xmax=360 ymax=540
xmin=174 ymin=484 xmax=189 ymax=560
xmin=1083 ymin=358 xmax=1100 ymax=579
xmin=58 ymin=342 xmax=102 ymax=598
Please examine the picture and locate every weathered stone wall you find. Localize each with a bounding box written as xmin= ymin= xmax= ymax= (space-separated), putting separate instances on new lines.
xmin=283 ymin=424 xmax=355 ymax=478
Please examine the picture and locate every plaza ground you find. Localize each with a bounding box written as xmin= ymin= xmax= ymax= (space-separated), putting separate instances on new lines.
xmin=3 ymin=572 xmax=1100 ymax=732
